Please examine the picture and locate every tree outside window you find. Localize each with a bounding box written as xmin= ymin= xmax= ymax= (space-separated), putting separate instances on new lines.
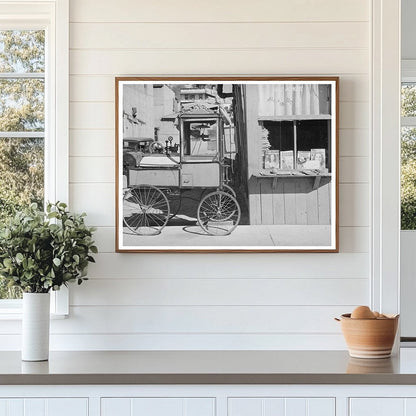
xmin=0 ymin=30 xmax=45 ymax=298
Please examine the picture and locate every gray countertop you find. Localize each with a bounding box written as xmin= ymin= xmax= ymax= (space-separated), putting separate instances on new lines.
xmin=2 ymin=349 xmax=416 ymax=385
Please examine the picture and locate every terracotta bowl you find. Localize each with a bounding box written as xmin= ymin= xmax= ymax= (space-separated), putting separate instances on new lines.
xmin=337 ymin=313 xmax=399 ymax=359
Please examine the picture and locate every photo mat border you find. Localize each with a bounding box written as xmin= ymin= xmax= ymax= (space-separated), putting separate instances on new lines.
xmin=115 ymin=77 xmax=339 ymax=253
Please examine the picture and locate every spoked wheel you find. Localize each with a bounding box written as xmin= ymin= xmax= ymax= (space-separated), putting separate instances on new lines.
xmin=222 ymin=184 xmax=237 ymax=198
xmin=197 ymin=191 xmax=241 ymax=236
xmin=123 ymin=185 xmax=170 ymax=235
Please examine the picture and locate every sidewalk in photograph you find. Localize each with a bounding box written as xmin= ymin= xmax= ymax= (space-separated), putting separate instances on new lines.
xmin=123 ymin=224 xmax=331 ymax=247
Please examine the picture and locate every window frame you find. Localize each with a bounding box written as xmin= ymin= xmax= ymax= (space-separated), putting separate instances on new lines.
xmin=0 ymin=0 xmax=69 ymax=317
xmin=260 ymin=119 xmax=332 ymax=171
xmin=371 ymin=0 xmax=400 ymax=321
xmin=401 ymin=62 xmax=416 ymax=230
xmin=182 ymin=118 xmax=220 ymax=159
xmin=401 ymin=64 xmax=416 ymax=127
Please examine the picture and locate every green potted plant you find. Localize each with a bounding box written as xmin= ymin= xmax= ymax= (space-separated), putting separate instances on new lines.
xmin=0 ymin=202 xmax=97 ymax=361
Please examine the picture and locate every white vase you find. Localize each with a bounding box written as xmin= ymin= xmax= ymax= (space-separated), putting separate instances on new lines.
xmin=22 ymin=293 xmax=50 ymax=361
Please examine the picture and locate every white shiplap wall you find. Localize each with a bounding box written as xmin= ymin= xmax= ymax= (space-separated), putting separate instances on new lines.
xmin=55 ymin=0 xmax=371 ymax=350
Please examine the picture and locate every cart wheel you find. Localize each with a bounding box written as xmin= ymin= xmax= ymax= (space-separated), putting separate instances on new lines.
xmin=197 ymin=191 xmax=241 ymax=236
xmin=222 ymin=184 xmax=237 ymax=198
xmin=123 ymin=185 xmax=170 ymax=235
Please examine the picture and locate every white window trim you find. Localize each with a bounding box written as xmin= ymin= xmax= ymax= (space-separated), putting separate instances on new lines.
xmin=371 ymin=0 xmax=401 ymax=325
xmin=0 ymin=0 xmax=69 ymax=317
xmin=399 ymin=61 xmax=416 ymax=341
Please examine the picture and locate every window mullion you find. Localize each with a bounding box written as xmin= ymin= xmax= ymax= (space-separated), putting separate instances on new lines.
xmin=0 ymin=72 xmax=44 ymax=79
xmin=401 ymin=117 xmax=416 ymax=127
xmin=0 ymin=132 xmax=44 ymax=138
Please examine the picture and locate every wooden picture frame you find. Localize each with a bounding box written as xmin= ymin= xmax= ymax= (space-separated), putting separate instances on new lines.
xmin=115 ymin=77 xmax=339 ymax=253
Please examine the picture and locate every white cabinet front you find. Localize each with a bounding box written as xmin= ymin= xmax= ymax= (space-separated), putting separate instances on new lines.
xmin=0 ymin=398 xmax=88 ymax=416
xmin=228 ymin=398 xmax=335 ymax=416
xmin=350 ymin=398 xmax=416 ymax=416
xmin=101 ymin=398 xmax=215 ymax=416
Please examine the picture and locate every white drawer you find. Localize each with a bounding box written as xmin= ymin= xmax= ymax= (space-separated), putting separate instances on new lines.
xmin=101 ymin=397 xmax=215 ymax=416
xmin=0 ymin=398 xmax=88 ymax=416
xmin=228 ymin=397 xmax=335 ymax=416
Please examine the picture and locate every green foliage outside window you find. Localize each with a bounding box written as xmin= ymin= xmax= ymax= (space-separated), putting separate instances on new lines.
xmin=401 ymin=84 xmax=416 ymax=230
xmin=0 ymin=30 xmax=45 ymax=298
xmin=401 ymin=128 xmax=416 ymax=229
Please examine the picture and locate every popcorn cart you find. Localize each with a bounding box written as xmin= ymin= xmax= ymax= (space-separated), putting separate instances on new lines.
xmin=123 ymin=104 xmax=240 ymax=236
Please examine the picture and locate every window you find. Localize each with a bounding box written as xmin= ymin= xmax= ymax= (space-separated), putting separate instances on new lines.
xmin=182 ymin=119 xmax=219 ymax=159
xmin=0 ymin=30 xmax=45 ymax=300
xmin=0 ymin=0 xmax=69 ymax=314
xmin=261 ymin=119 xmax=331 ymax=171
xmin=401 ymin=81 xmax=416 ymax=229
xmin=258 ymin=83 xmax=332 ymax=173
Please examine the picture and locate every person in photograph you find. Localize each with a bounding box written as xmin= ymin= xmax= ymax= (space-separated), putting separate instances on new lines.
xmin=269 ymin=153 xmax=278 ymax=165
xmin=281 ymin=158 xmax=289 ymax=170
xmin=311 ymin=151 xmax=326 ymax=170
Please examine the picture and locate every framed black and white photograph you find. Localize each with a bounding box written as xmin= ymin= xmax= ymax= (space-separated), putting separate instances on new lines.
xmin=115 ymin=77 xmax=339 ymax=252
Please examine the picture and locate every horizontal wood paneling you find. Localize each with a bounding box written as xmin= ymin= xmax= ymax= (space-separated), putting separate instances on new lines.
xmin=86 ymin=252 xmax=369 ymax=279
xmin=69 ymin=183 xmax=114 ymax=226
xmin=339 ymin=76 xmax=369 ymax=102
xmin=69 ymin=74 xmax=369 ymax=103
xmin=0 ymin=333 xmax=347 ymax=350
xmin=69 ymin=0 xmax=369 ymax=23
xmin=0 ymin=306 xmax=355 ymax=335
xmin=56 ymin=305 xmax=353 ymax=334
xmin=69 ymin=129 xmax=114 ymax=157
xmin=70 ymin=49 xmax=368 ymax=76
xmin=70 ymin=76 xmax=115 ymax=102
xmin=339 ymin=184 xmax=369 ymax=227
xmin=69 ymin=157 xmax=114 ymax=183
xmin=339 ymin=102 xmax=369 ymax=129
xmin=70 ymin=22 xmax=368 ymax=50
xmin=70 ymin=103 xmax=113 ymax=129
xmin=339 ymin=157 xmax=369 ymax=183
xmin=90 ymin=227 xmax=115 ymax=253
xmin=339 ymin=129 xmax=369 ymax=157
xmin=60 ymin=0 xmax=372 ymax=351
xmin=339 ymin=227 xmax=369 ymax=253
xmin=70 ymin=278 xmax=368 ymax=306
